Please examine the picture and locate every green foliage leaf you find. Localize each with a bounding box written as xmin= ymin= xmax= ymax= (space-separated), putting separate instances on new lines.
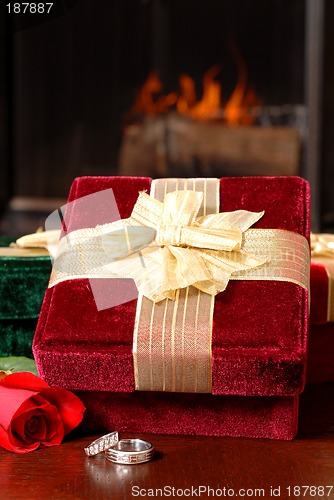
xmin=0 ymin=357 xmax=38 ymax=376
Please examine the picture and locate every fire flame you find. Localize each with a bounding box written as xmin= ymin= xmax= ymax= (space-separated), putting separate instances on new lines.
xmin=181 ymin=65 xmax=222 ymax=120
xmin=131 ymin=59 xmax=261 ymax=126
xmin=224 ymin=44 xmax=260 ymax=126
xmin=132 ymin=72 xmax=177 ymax=116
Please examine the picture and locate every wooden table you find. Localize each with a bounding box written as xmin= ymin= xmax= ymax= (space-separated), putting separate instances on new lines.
xmin=1 ymin=383 xmax=334 ymax=500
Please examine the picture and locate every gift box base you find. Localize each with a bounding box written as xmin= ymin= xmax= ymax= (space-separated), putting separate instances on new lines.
xmin=76 ymin=390 xmax=299 ymax=440
xmin=307 ymin=325 xmax=334 ymax=383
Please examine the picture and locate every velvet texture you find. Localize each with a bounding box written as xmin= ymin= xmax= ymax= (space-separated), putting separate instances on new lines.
xmin=307 ymin=262 xmax=334 ymax=382
xmin=0 ymin=237 xmax=51 ymax=357
xmin=0 ymin=238 xmax=52 ymax=320
xmin=33 ymin=176 xmax=310 ymax=439
xmin=307 ymin=325 xmax=334 ymax=383
xmin=77 ymin=391 xmax=299 ymax=440
xmin=0 ymin=320 xmax=36 ymax=357
xmin=310 ymin=262 xmax=329 ymax=325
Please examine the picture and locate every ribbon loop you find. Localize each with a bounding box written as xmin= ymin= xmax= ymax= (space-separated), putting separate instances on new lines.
xmin=162 ymin=190 xmax=203 ymax=227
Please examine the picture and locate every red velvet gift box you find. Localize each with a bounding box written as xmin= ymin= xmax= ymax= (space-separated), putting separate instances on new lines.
xmin=33 ymin=176 xmax=310 ymax=440
xmin=308 ymin=257 xmax=334 ymax=383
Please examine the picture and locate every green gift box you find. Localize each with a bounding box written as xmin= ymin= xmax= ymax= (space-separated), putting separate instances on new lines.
xmin=0 ymin=237 xmax=52 ymax=357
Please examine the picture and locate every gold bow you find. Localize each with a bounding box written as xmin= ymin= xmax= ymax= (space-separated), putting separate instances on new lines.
xmin=103 ymin=190 xmax=266 ymax=302
xmin=311 ymin=233 xmax=334 ymax=259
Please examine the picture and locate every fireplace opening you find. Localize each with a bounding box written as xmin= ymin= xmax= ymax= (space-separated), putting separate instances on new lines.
xmin=0 ymin=0 xmax=329 ymax=233
xmin=118 ymin=0 xmax=307 ymax=184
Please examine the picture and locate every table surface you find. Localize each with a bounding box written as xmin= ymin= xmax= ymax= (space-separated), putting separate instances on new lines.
xmin=0 ymin=383 xmax=334 ymax=500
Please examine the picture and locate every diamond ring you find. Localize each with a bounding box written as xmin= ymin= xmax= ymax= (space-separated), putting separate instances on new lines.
xmin=84 ymin=431 xmax=119 ymax=456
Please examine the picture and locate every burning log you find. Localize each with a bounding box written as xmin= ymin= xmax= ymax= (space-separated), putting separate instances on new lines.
xmin=119 ymin=63 xmax=301 ymax=178
xmin=118 ymin=113 xmax=301 ymax=178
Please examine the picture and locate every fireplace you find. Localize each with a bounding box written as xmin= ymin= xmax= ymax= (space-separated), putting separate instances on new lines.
xmin=0 ymin=0 xmax=329 ymax=231
xmin=117 ymin=0 xmax=322 ymax=227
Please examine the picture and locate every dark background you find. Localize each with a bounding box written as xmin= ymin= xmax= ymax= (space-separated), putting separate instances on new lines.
xmin=0 ymin=0 xmax=333 ymax=229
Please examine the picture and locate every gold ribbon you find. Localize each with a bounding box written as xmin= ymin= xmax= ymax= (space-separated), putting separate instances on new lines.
xmin=134 ymin=178 xmax=219 ymax=393
xmin=0 ymin=230 xmax=60 ymax=257
xmin=311 ymin=233 xmax=334 ymax=322
xmin=49 ymin=178 xmax=310 ymax=393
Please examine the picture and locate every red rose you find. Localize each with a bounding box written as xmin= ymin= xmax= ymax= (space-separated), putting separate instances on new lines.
xmin=0 ymin=372 xmax=85 ymax=453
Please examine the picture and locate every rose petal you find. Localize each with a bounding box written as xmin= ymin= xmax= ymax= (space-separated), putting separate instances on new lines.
xmin=0 ymin=372 xmax=50 ymax=392
xmin=0 ymin=385 xmax=39 ymax=430
xmin=38 ymin=387 xmax=85 ymax=435
xmin=11 ymin=396 xmax=64 ymax=445
xmin=0 ymin=396 xmax=42 ymax=451
xmin=0 ymin=424 xmax=40 ymax=454
xmin=25 ymin=416 xmax=40 ymax=438
xmin=12 ymin=411 xmax=47 ymax=443
xmin=28 ymin=395 xmax=58 ymax=441
xmin=12 ymin=412 xmax=37 ymax=444
xmin=26 ymin=409 xmax=63 ymax=445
